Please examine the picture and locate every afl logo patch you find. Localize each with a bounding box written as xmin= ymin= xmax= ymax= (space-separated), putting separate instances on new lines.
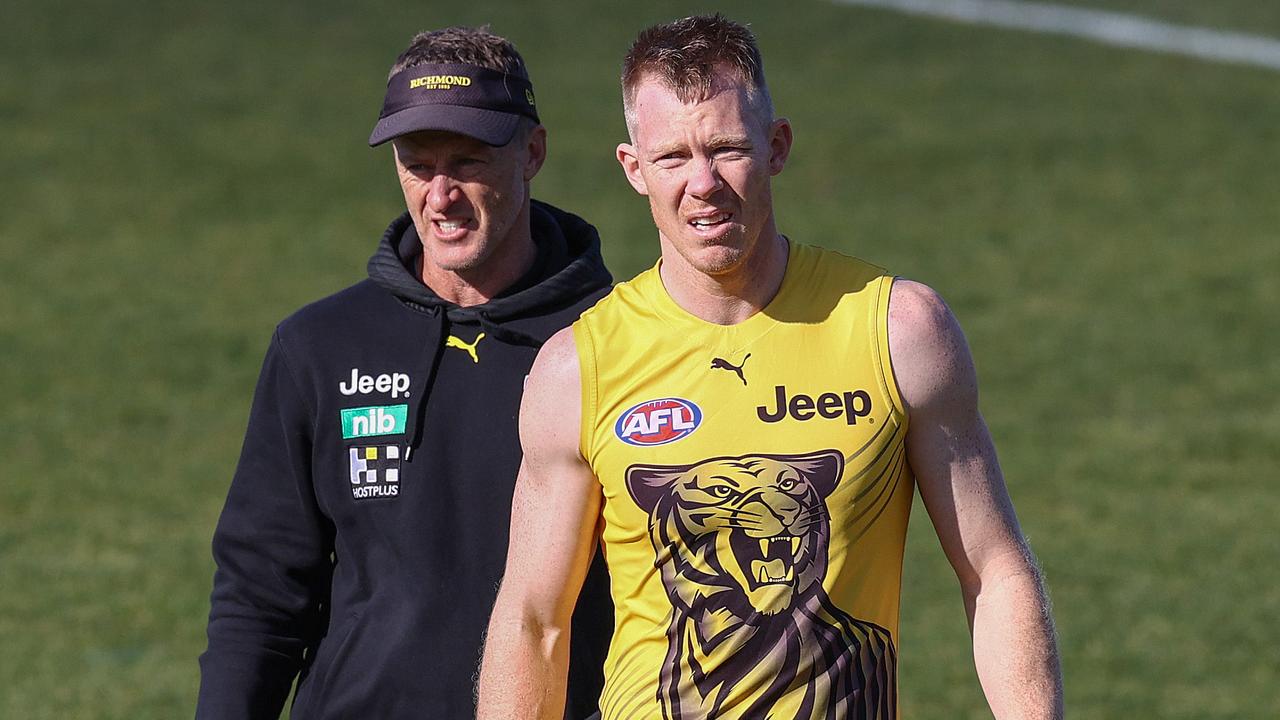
xmin=615 ymin=398 xmax=702 ymax=446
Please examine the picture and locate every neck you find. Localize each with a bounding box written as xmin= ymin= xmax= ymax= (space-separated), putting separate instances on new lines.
xmin=658 ymin=224 xmax=789 ymax=325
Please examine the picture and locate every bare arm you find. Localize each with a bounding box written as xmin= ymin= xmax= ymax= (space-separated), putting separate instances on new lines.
xmin=889 ymin=279 xmax=1063 ymax=719
xmin=476 ymin=327 xmax=603 ymax=719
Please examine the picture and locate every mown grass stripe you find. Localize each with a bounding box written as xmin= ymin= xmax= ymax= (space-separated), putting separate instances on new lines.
xmin=833 ymin=0 xmax=1280 ymax=71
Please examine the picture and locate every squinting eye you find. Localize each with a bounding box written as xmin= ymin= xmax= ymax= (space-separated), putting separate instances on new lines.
xmin=778 ymin=478 xmax=796 ymax=491
xmin=710 ymin=485 xmax=734 ymax=498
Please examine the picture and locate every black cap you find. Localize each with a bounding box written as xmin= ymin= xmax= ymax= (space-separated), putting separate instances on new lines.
xmin=369 ymin=62 xmax=540 ymax=147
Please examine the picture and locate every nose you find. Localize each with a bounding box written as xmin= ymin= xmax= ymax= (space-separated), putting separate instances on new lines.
xmin=425 ymin=173 xmax=459 ymax=214
xmin=685 ymin=158 xmax=723 ymax=199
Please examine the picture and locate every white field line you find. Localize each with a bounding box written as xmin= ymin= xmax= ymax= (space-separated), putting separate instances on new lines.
xmin=832 ymin=0 xmax=1280 ymax=72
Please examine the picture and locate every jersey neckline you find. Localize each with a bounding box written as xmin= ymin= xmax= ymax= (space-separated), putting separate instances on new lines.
xmin=644 ymin=237 xmax=799 ymax=333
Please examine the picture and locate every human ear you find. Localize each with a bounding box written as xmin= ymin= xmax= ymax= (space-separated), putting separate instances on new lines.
xmin=523 ymin=125 xmax=548 ymax=181
xmin=616 ymin=142 xmax=649 ymax=196
xmin=766 ymin=117 xmax=793 ymax=176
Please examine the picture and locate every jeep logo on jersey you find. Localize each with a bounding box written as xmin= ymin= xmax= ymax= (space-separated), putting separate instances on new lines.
xmin=341 ymin=404 xmax=408 ymax=439
xmin=339 ymin=368 xmax=410 ymax=398
xmin=757 ymin=385 xmax=874 ymax=425
xmin=615 ymin=398 xmax=703 ymax=446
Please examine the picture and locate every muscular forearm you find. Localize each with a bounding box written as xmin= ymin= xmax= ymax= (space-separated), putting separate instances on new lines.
xmin=968 ymin=552 xmax=1063 ymax=719
xmin=476 ymin=597 xmax=571 ymax=720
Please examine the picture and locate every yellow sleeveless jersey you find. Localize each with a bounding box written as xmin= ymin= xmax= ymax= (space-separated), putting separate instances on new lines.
xmin=574 ymin=242 xmax=914 ymax=720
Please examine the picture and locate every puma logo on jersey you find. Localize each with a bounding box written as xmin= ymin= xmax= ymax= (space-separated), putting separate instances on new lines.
xmin=446 ymin=332 xmax=485 ymax=363
xmin=757 ymin=385 xmax=874 ymax=425
xmin=710 ymin=353 xmax=750 ymax=385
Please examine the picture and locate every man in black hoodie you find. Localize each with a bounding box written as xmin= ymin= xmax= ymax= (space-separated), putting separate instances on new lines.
xmin=197 ymin=27 xmax=614 ymax=719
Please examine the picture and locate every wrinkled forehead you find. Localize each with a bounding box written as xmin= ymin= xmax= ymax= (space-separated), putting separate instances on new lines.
xmin=627 ymin=71 xmax=768 ymax=144
xmin=628 ymin=80 xmax=762 ymax=147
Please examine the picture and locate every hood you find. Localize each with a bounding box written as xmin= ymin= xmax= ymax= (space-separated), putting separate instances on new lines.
xmin=367 ymin=199 xmax=612 ymax=338
xmin=365 ymin=200 xmax=612 ymax=462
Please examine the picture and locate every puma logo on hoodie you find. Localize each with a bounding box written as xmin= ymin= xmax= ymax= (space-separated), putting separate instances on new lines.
xmin=446 ymin=333 xmax=485 ymax=363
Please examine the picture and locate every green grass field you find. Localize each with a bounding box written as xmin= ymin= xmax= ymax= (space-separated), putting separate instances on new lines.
xmin=2 ymin=1 xmax=1278 ymax=717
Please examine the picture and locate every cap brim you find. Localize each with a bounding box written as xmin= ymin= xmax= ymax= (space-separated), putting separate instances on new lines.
xmin=368 ymin=105 xmax=522 ymax=147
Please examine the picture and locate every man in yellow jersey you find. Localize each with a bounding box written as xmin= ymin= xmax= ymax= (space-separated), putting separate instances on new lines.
xmin=477 ymin=13 xmax=1063 ymax=720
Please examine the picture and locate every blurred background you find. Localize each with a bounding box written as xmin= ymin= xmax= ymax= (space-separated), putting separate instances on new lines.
xmin=2 ymin=0 xmax=1277 ymax=717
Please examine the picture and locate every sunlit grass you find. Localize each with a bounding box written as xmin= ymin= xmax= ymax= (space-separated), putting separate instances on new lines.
xmin=2 ymin=1 xmax=1277 ymax=717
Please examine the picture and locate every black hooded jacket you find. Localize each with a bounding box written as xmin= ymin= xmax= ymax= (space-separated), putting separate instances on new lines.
xmin=198 ymin=201 xmax=614 ymax=719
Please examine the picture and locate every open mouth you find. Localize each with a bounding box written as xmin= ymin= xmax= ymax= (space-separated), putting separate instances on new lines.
xmin=731 ymin=532 xmax=801 ymax=589
xmin=432 ymin=218 xmax=472 ymax=240
xmin=687 ymin=212 xmax=732 ymax=232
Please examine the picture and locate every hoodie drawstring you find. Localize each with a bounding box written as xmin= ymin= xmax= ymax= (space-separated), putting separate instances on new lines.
xmin=403 ymin=307 xmax=448 ymax=462
xmin=402 ymin=307 xmax=547 ymax=462
xmin=472 ymin=310 xmax=544 ymax=349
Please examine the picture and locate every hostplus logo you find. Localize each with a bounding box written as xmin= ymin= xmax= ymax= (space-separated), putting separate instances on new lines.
xmin=349 ymin=445 xmax=401 ymax=500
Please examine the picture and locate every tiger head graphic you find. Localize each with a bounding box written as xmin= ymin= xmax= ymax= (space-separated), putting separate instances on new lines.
xmin=625 ymin=449 xmax=843 ymax=617
xmin=625 ymin=449 xmax=897 ymax=719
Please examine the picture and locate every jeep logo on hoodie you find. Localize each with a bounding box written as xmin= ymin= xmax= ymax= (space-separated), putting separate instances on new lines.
xmin=339 ymin=368 xmax=411 ymax=399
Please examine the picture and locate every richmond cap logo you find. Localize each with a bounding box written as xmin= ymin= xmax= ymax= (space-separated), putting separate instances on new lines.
xmin=409 ymin=74 xmax=471 ymax=89
xmin=615 ymin=398 xmax=702 ymax=446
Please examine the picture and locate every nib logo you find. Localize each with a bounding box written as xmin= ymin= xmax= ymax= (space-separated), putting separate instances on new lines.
xmin=341 ymin=405 xmax=408 ymax=439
